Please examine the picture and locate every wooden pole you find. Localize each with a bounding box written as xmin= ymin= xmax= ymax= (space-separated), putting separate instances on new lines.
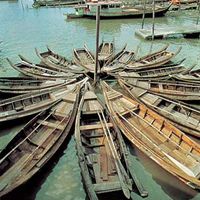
xmin=94 ymin=5 xmax=100 ymax=85
xmin=152 ymin=0 xmax=155 ymax=40
xmin=196 ymin=0 xmax=200 ymax=25
xmin=142 ymin=0 xmax=146 ymax=29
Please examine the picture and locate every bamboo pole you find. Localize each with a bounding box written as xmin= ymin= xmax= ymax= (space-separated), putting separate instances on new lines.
xmin=94 ymin=5 xmax=100 ymax=85
xmin=152 ymin=0 xmax=155 ymax=40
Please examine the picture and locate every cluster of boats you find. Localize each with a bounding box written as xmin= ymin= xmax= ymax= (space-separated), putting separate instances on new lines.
xmin=1 ymin=41 xmax=200 ymax=199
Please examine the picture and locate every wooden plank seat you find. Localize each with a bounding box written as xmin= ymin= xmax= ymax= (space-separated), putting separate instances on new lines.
xmin=108 ymin=93 xmax=123 ymax=101
xmin=80 ymin=123 xmax=113 ymax=131
xmin=53 ymin=112 xmax=66 ymax=118
xmin=62 ymin=95 xmax=76 ymax=103
xmin=164 ymin=103 xmax=176 ymax=112
xmin=120 ymin=105 xmax=139 ymax=116
xmin=82 ymin=110 xmax=101 ymax=115
xmin=37 ymin=120 xmax=65 ymax=130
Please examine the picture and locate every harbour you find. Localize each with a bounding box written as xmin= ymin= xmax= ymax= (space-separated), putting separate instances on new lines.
xmin=1 ymin=0 xmax=200 ymax=199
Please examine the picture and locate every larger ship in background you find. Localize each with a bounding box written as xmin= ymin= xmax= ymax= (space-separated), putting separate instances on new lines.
xmin=65 ymin=0 xmax=171 ymax=19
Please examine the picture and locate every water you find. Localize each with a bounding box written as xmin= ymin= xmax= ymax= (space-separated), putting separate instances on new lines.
xmin=0 ymin=1 xmax=200 ymax=199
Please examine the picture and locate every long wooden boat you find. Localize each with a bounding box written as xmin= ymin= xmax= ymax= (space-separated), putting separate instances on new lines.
xmin=34 ymin=47 xmax=84 ymax=74
xmin=75 ymin=83 xmax=147 ymax=199
xmin=0 ymin=77 xmax=42 ymax=82
xmin=122 ymin=78 xmax=200 ymax=101
xmin=98 ymin=41 xmax=114 ymax=63
xmin=0 ymin=79 xmax=86 ymax=122
xmin=73 ymin=45 xmax=99 ymax=73
xmin=7 ymin=59 xmax=81 ymax=81
xmin=119 ymin=79 xmax=200 ymax=138
xmin=101 ymin=48 xmax=135 ymax=73
xmin=72 ymin=2 xmax=171 ymax=19
xmin=101 ymin=81 xmax=200 ymax=190
xmin=33 ymin=0 xmax=82 ymax=8
xmin=125 ymin=46 xmax=181 ymax=71
xmin=0 ymin=85 xmax=80 ymax=197
xmin=0 ymin=79 xmax=69 ymax=94
xmin=170 ymin=73 xmax=200 ymax=84
xmin=111 ymin=65 xmax=187 ymax=80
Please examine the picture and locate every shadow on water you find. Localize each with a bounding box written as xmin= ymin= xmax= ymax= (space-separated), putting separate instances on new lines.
xmin=1 ymin=128 xmax=75 ymax=200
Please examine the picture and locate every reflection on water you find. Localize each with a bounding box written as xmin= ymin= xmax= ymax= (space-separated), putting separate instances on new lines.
xmin=1 ymin=1 xmax=200 ymax=199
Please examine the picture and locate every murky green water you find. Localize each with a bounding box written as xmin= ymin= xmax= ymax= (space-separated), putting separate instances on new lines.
xmin=1 ymin=1 xmax=200 ymax=199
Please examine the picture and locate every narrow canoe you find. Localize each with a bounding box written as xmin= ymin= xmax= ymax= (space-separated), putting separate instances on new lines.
xmin=0 ymin=79 xmax=86 ymax=122
xmin=125 ymin=46 xmax=181 ymax=70
xmin=98 ymin=41 xmax=114 ymax=63
xmin=119 ymin=79 xmax=200 ymax=138
xmin=73 ymin=45 xmax=99 ymax=73
xmin=0 ymin=79 xmax=68 ymax=94
xmin=170 ymin=73 xmax=200 ymax=84
xmin=122 ymin=78 xmax=200 ymax=101
xmin=75 ymin=83 xmax=147 ymax=199
xmin=34 ymin=47 xmax=84 ymax=74
xmin=111 ymin=65 xmax=186 ymax=80
xmin=101 ymin=81 xmax=200 ymax=190
xmin=7 ymin=58 xmax=81 ymax=81
xmin=0 ymin=85 xmax=80 ymax=197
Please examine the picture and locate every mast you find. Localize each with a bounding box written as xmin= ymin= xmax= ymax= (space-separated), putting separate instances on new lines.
xmin=94 ymin=5 xmax=100 ymax=85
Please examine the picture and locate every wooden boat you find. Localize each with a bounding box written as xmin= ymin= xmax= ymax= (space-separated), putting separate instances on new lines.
xmin=70 ymin=2 xmax=171 ymax=19
xmin=170 ymin=73 xmax=200 ymax=84
xmin=98 ymin=41 xmax=114 ymax=63
xmin=122 ymin=78 xmax=200 ymax=101
xmin=34 ymin=47 xmax=84 ymax=74
xmin=7 ymin=59 xmax=81 ymax=81
xmin=73 ymin=45 xmax=99 ymax=73
xmin=101 ymin=48 xmax=135 ymax=73
xmin=0 ymin=79 xmax=85 ymax=122
xmin=101 ymin=81 xmax=200 ymax=190
xmin=0 ymin=77 xmax=43 ymax=89
xmin=125 ymin=46 xmax=181 ymax=71
xmin=0 ymin=77 xmax=41 ymax=82
xmin=119 ymin=79 xmax=200 ymax=138
xmin=0 ymin=79 xmax=70 ymax=94
xmin=0 ymin=85 xmax=80 ymax=197
xmin=33 ymin=0 xmax=82 ymax=8
xmin=111 ymin=65 xmax=187 ymax=80
xmin=75 ymin=83 xmax=147 ymax=199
